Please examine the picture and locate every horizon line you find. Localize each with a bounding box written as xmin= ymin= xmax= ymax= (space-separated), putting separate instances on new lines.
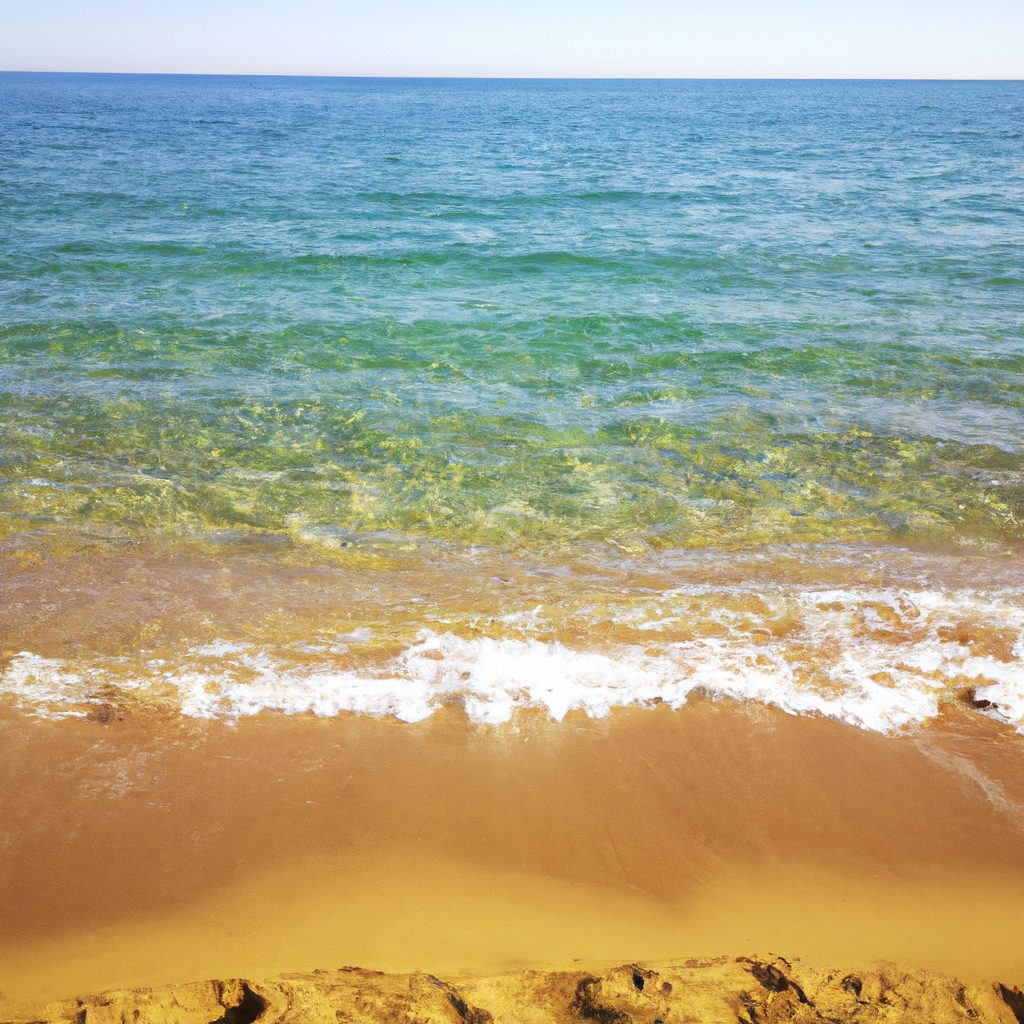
xmin=2 ymin=71 xmax=1023 ymax=82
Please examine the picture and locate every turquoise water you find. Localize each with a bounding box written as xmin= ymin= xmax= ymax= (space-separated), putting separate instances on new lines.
xmin=3 ymin=76 xmax=1024 ymax=730
xmin=2 ymin=75 xmax=1023 ymax=551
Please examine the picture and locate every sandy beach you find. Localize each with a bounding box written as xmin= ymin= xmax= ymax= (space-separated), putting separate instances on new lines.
xmin=1 ymin=697 xmax=1022 ymax=1008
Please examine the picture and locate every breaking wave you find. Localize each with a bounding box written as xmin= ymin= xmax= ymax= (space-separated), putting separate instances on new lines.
xmin=3 ymin=583 xmax=1022 ymax=735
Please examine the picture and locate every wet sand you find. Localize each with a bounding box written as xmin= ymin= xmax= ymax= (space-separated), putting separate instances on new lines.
xmin=1 ymin=699 xmax=1022 ymax=1007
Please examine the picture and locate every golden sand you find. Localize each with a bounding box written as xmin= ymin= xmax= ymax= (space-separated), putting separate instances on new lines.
xmin=1 ymin=700 xmax=1022 ymax=1006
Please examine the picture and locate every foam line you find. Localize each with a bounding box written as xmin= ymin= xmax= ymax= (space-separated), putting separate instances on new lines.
xmin=2 ymin=584 xmax=1022 ymax=733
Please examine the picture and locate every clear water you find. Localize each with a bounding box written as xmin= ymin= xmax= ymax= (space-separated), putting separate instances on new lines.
xmin=2 ymin=75 xmax=1024 ymax=729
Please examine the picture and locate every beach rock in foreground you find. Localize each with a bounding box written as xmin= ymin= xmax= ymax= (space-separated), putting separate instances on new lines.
xmin=12 ymin=956 xmax=1024 ymax=1024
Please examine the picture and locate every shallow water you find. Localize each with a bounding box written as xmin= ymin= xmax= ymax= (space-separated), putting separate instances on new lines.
xmin=2 ymin=75 xmax=1024 ymax=730
xmin=2 ymin=537 xmax=1024 ymax=733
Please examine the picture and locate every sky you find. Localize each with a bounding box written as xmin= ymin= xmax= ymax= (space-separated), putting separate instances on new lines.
xmin=1 ymin=0 xmax=1023 ymax=78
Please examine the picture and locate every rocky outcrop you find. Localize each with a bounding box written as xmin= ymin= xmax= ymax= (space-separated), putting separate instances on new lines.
xmin=10 ymin=956 xmax=1024 ymax=1024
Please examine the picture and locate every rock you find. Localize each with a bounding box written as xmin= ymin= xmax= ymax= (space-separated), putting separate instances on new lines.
xmin=10 ymin=955 xmax=1024 ymax=1023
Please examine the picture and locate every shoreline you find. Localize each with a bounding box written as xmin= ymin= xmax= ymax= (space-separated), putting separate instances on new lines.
xmin=1 ymin=700 xmax=1022 ymax=1005
xmin=3 ymin=534 xmax=1024 ymax=733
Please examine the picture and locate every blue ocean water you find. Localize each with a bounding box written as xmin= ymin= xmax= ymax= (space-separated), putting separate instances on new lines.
xmin=2 ymin=76 xmax=1024 ymax=730
xmin=1 ymin=75 xmax=1023 ymax=550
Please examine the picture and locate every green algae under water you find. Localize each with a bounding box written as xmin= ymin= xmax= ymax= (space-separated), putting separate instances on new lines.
xmin=2 ymin=77 xmax=1023 ymax=554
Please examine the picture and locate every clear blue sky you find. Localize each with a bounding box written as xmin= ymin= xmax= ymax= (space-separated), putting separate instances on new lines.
xmin=2 ymin=0 xmax=1022 ymax=78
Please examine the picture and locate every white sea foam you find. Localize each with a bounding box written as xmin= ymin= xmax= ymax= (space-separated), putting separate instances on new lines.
xmin=2 ymin=584 xmax=1023 ymax=733
xmin=0 ymin=652 xmax=91 ymax=715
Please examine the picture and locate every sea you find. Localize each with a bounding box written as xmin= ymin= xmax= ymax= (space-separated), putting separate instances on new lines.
xmin=2 ymin=74 xmax=1023 ymax=734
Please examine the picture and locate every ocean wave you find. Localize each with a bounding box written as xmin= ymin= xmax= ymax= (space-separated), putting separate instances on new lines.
xmin=2 ymin=582 xmax=1022 ymax=734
